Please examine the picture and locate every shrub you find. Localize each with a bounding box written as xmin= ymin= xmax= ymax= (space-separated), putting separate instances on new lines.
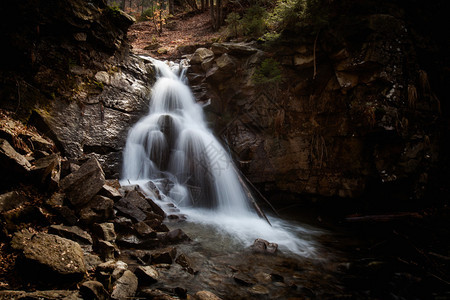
xmin=225 ymin=12 xmax=242 ymax=38
xmin=253 ymin=58 xmax=282 ymax=85
xmin=139 ymin=7 xmax=155 ymax=21
xmin=241 ymin=5 xmax=267 ymax=38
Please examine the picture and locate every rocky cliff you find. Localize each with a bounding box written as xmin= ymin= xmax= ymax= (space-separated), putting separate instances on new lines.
xmin=0 ymin=0 xmax=155 ymax=178
xmin=187 ymin=1 xmax=450 ymax=209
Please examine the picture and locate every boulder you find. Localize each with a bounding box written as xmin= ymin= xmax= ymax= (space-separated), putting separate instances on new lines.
xmin=92 ymin=222 xmax=117 ymax=242
xmin=215 ymin=53 xmax=236 ymax=72
xmin=31 ymin=153 xmax=61 ymax=189
xmin=0 ymin=138 xmax=31 ymax=181
xmin=134 ymin=221 xmax=157 ymax=238
xmin=80 ymin=281 xmax=109 ymax=300
xmin=111 ymin=270 xmax=138 ymax=300
xmin=48 ymin=224 xmax=93 ymax=245
xmin=250 ymin=238 xmax=278 ymax=254
xmin=190 ymin=48 xmax=214 ymax=65
xmin=115 ymin=234 xmax=159 ymax=249
xmin=59 ymin=157 xmax=105 ymax=207
xmin=98 ymin=184 xmax=122 ymax=201
xmin=194 ymin=290 xmax=223 ymax=300
xmin=150 ymin=247 xmax=177 ymax=264
xmin=95 ymin=240 xmax=119 ymax=261
xmin=175 ymin=253 xmax=196 ymax=274
xmin=0 ymin=191 xmax=27 ymax=213
xmin=17 ymin=233 xmax=86 ymax=284
xmin=79 ymin=195 xmax=114 ymax=225
xmin=135 ymin=265 xmax=159 ymax=284
xmin=114 ymin=190 xmax=152 ymax=222
xmin=162 ymin=228 xmax=191 ymax=244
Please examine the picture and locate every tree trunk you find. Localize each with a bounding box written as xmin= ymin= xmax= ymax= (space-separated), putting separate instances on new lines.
xmin=210 ymin=0 xmax=216 ymax=30
xmin=216 ymin=0 xmax=222 ymax=29
xmin=121 ymin=0 xmax=126 ymax=10
xmin=201 ymin=0 xmax=205 ymax=10
xmin=169 ymin=0 xmax=174 ymax=14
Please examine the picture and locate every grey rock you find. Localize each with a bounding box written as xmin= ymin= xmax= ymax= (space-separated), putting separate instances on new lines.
xmin=250 ymin=238 xmax=278 ymax=254
xmin=20 ymin=233 xmax=86 ymax=283
xmin=80 ymin=280 xmax=109 ymax=300
xmin=190 ymin=48 xmax=214 ymax=65
xmin=48 ymin=224 xmax=93 ymax=245
xmin=93 ymin=222 xmax=117 ymax=242
xmin=79 ymin=195 xmax=114 ymax=225
xmin=111 ymin=270 xmax=138 ymax=299
xmin=59 ymin=157 xmax=105 ymax=207
xmin=0 ymin=138 xmax=31 ymax=180
xmin=0 ymin=191 xmax=27 ymax=213
xmin=135 ymin=265 xmax=159 ymax=284
xmin=96 ymin=240 xmax=119 ymax=261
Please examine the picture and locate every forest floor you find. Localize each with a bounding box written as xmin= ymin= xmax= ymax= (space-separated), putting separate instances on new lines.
xmin=128 ymin=10 xmax=222 ymax=59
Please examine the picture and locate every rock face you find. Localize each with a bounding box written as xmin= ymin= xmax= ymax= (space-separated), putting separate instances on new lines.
xmin=188 ymin=6 xmax=448 ymax=206
xmin=0 ymin=0 xmax=155 ymax=178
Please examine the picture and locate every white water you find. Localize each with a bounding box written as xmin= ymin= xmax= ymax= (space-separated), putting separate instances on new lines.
xmin=121 ymin=58 xmax=319 ymax=256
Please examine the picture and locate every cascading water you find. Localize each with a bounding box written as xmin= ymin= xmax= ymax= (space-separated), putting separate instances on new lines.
xmin=121 ymin=57 xmax=319 ymax=256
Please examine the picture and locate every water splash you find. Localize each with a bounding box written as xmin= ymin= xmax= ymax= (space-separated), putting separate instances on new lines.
xmin=121 ymin=57 xmax=319 ymax=255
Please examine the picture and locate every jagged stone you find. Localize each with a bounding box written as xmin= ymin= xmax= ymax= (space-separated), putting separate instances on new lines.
xmin=99 ymin=184 xmax=122 ymax=201
xmin=95 ymin=240 xmax=119 ymax=261
xmin=111 ymin=270 xmax=138 ymax=300
xmin=175 ymin=253 xmax=196 ymax=274
xmin=80 ymin=281 xmax=109 ymax=300
xmin=150 ymin=247 xmax=177 ymax=265
xmin=134 ymin=221 xmax=157 ymax=238
xmin=31 ymin=153 xmax=61 ymax=189
xmin=135 ymin=265 xmax=159 ymax=284
xmin=139 ymin=289 xmax=178 ymax=300
xmin=0 ymin=138 xmax=32 ymax=181
xmin=48 ymin=224 xmax=93 ymax=245
xmin=17 ymin=233 xmax=86 ymax=284
xmin=190 ymin=48 xmax=214 ymax=65
xmin=114 ymin=190 xmax=153 ymax=222
xmin=162 ymin=228 xmax=191 ymax=244
xmin=116 ymin=234 xmax=159 ymax=249
xmin=79 ymin=195 xmax=114 ymax=225
xmin=92 ymin=222 xmax=116 ymax=242
xmin=0 ymin=191 xmax=27 ymax=213
xmin=83 ymin=253 xmax=102 ymax=272
xmin=250 ymin=238 xmax=278 ymax=254
xmin=194 ymin=290 xmax=223 ymax=300
xmin=59 ymin=157 xmax=105 ymax=207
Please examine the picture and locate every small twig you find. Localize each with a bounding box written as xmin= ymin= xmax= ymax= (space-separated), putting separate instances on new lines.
xmin=313 ymin=30 xmax=320 ymax=80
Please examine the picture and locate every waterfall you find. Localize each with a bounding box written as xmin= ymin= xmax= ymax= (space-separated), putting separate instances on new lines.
xmin=121 ymin=58 xmax=319 ymax=256
xmin=121 ymin=58 xmax=253 ymax=216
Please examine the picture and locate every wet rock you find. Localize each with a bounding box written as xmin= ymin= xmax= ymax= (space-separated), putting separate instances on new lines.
xmin=48 ymin=224 xmax=93 ymax=245
xmin=250 ymin=238 xmax=278 ymax=254
xmin=190 ymin=48 xmax=214 ymax=65
xmin=0 ymin=191 xmax=27 ymax=213
xmin=111 ymin=270 xmax=138 ymax=300
xmin=233 ymin=273 xmax=255 ymax=287
xmin=80 ymin=280 xmax=109 ymax=300
xmin=31 ymin=153 xmax=61 ymax=190
xmin=151 ymin=247 xmax=177 ymax=264
xmin=135 ymin=265 xmax=159 ymax=284
xmin=59 ymin=157 xmax=105 ymax=207
xmin=134 ymin=221 xmax=157 ymax=238
xmin=79 ymin=195 xmax=114 ymax=225
xmin=162 ymin=228 xmax=191 ymax=244
xmin=93 ymin=222 xmax=117 ymax=242
xmin=0 ymin=138 xmax=32 ymax=181
xmin=114 ymin=190 xmax=151 ymax=222
xmin=116 ymin=234 xmax=159 ymax=249
xmin=193 ymin=290 xmax=223 ymax=300
xmin=175 ymin=253 xmax=197 ymax=275
xmin=139 ymin=289 xmax=178 ymax=300
xmin=249 ymin=284 xmax=269 ymax=295
xmin=17 ymin=233 xmax=86 ymax=284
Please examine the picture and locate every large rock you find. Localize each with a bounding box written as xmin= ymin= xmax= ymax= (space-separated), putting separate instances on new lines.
xmin=31 ymin=153 xmax=61 ymax=190
xmin=0 ymin=138 xmax=31 ymax=182
xmin=80 ymin=280 xmax=109 ymax=300
xmin=79 ymin=195 xmax=115 ymax=225
xmin=59 ymin=157 xmax=105 ymax=207
xmin=0 ymin=191 xmax=27 ymax=213
xmin=111 ymin=270 xmax=138 ymax=299
xmin=190 ymin=48 xmax=214 ymax=65
xmin=48 ymin=224 xmax=93 ymax=245
xmin=14 ymin=232 xmax=86 ymax=284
